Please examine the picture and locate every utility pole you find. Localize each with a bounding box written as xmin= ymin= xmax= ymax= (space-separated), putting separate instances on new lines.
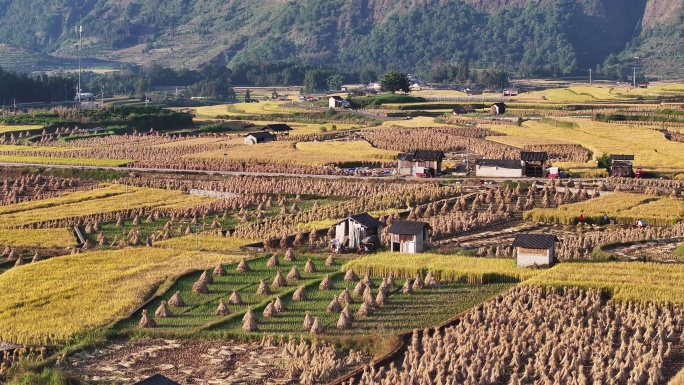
xmin=589 ymin=68 xmax=592 ymax=85
xmin=633 ymin=67 xmax=637 ymax=88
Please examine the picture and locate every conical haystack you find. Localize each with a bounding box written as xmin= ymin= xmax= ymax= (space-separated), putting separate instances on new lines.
xmin=342 ymin=304 xmax=354 ymax=322
xmin=168 ymin=291 xmax=186 ymax=307
xmin=379 ymin=281 xmax=390 ymax=296
xmin=139 ymin=309 xmax=156 ymax=328
xmin=267 ymin=254 xmax=279 ymax=267
xmin=354 ymin=281 xmax=366 ymax=296
xmin=293 ymin=286 xmax=307 ymax=301
xmin=363 ymin=288 xmax=377 ymax=307
xmin=287 ymin=265 xmax=301 ymax=280
xmin=310 ymin=317 xmax=324 ymax=335
xmin=199 ymin=270 xmax=214 ymax=284
xmin=386 ymin=274 xmax=397 ymax=288
xmin=213 ymin=263 xmax=227 ymax=276
xmin=216 ymin=299 xmax=230 ymax=316
xmin=6 ymin=249 xmax=18 ymax=261
xmin=263 ymin=301 xmax=276 ymax=318
xmin=272 ymin=271 xmax=287 ymax=288
xmin=402 ymin=279 xmax=413 ymax=294
xmin=1 ymin=244 xmax=11 ymax=258
xmin=242 ymin=309 xmax=258 ymax=332
xmin=325 ymin=254 xmax=336 ymax=266
xmin=344 ymin=269 xmax=359 ymax=282
xmin=132 ymin=215 xmax=140 ymax=226
xmin=229 ymin=291 xmax=244 ymax=305
xmin=339 ymin=288 xmax=353 ymax=305
xmin=303 ymin=311 xmax=314 ymax=330
xmin=256 ymin=280 xmax=271 ymax=295
xmin=357 ymin=301 xmax=374 ymax=316
xmin=192 ymin=279 xmax=209 ymax=294
xmin=115 ymin=217 xmax=124 ymax=227
xmin=319 ymin=274 xmax=334 ymax=290
xmin=425 ymin=271 xmax=439 ymax=288
xmin=236 ymin=259 xmax=252 ymax=273
xmin=284 ymin=248 xmax=296 ymax=262
xmin=274 ymin=297 xmax=287 ymax=313
xmin=337 ymin=311 xmax=352 ymax=330
xmin=412 ymin=275 xmax=424 ymax=290
xmin=362 ymin=274 xmax=374 ymax=288
xmin=242 ymin=307 xmax=255 ymax=322
xmin=327 ymin=295 xmax=343 ymax=313
xmin=155 ymin=300 xmax=173 ymax=317
xmin=376 ymin=290 xmax=388 ymax=307
xmin=304 ymin=259 xmax=316 ymax=273
xmin=31 ymin=251 xmax=42 ymax=263
xmin=14 ymin=257 xmax=24 ymax=267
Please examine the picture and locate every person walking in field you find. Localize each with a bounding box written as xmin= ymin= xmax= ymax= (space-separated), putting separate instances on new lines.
xmin=578 ymin=213 xmax=584 ymax=224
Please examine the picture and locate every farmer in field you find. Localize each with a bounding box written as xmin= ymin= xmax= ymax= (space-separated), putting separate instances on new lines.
xmin=578 ymin=213 xmax=585 ymax=224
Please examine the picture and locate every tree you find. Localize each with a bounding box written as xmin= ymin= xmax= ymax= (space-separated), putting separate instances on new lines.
xmin=380 ymin=70 xmax=410 ymax=94
xmin=596 ymin=153 xmax=611 ymax=174
xmin=327 ymin=74 xmax=344 ymax=91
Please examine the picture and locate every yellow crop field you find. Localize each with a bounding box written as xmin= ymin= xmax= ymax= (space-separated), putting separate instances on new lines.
xmin=487 ymin=135 xmax=575 ymax=147
xmin=489 ymin=118 xmax=684 ymax=173
xmin=0 ymin=155 xmax=134 ymax=167
xmin=0 ymin=124 xmax=43 ymax=134
xmin=0 ymin=228 xmax=75 ymax=248
xmin=0 ymin=145 xmax=78 ymax=152
xmin=381 ymin=116 xmax=452 ymax=127
xmin=152 ymin=234 xmax=258 ymax=252
xmin=194 ymin=101 xmax=308 ymax=118
xmin=524 ymin=193 xmax=684 ymax=226
xmin=527 ymin=262 xmax=684 ymax=305
xmin=296 ymin=141 xmax=398 ymax=160
xmin=0 ymin=249 xmax=242 ymax=344
xmin=150 ymin=137 xmax=241 ymax=148
xmin=187 ymin=140 xmax=397 ymax=166
xmin=0 ymin=184 xmax=215 ymax=228
xmin=343 ymin=252 xmax=542 ymax=283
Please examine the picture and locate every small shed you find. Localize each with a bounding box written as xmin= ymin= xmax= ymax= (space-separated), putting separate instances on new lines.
xmin=521 ymin=151 xmax=548 ymax=178
xmin=329 ymin=96 xmax=350 ymax=108
xmin=387 ymin=220 xmax=431 ymax=254
xmin=244 ymin=132 xmax=274 ymax=145
xmin=475 ymin=159 xmax=524 ymax=178
xmin=610 ymin=154 xmax=635 ymax=177
xmin=512 ymin=234 xmax=558 ymax=268
xmin=397 ymin=150 xmax=445 ymax=177
xmin=134 ymin=374 xmax=180 ymax=385
xmin=263 ymin=124 xmax=293 ymax=135
xmin=334 ymin=213 xmax=383 ymax=249
xmin=490 ymin=102 xmax=507 ymax=115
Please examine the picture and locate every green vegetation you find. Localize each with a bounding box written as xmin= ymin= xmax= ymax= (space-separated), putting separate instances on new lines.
xmin=116 ymin=254 xmax=513 ymax=338
xmin=348 ymin=95 xmax=425 ymax=109
xmin=676 ymin=242 xmax=684 ymax=258
xmin=380 ymin=70 xmax=410 ymax=94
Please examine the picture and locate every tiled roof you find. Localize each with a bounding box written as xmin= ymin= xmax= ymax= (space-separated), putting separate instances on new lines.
xmin=520 ymin=151 xmax=548 ymax=161
xmin=475 ymin=159 xmax=523 ymax=169
xmin=349 ymin=213 xmax=383 ymax=228
xmin=610 ymin=154 xmax=635 ymax=161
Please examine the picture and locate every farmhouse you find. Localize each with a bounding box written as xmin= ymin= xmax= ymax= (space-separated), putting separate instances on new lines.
xmin=397 ymin=150 xmax=445 ymax=177
xmin=243 ymin=132 xmax=274 ymax=145
xmin=512 ymin=234 xmax=558 ymax=268
xmin=333 ymin=213 xmax=383 ymax=249
xmin=475 ymin=159 xmax=524 ymax=178
xmin=329 ymin=96 xmax=351 ymax=108
xmin=263 ymin=124 xmax=293 ymax=135
xmin=610 ymin=154 xmax=635 ymax=177
xmin=521 ymin=151 xmax=548 ymax=178
xmin=490 ymin=102 xmax=507 ymax=115
xmin=387 ymin=220 xmax=431 ymax=253
xmin=503 ymin=88 xmax=520 ymax=97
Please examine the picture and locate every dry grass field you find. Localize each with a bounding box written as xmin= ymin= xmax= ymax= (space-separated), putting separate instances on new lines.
xmin=525 ymin=193 xmax=684 ymax=226
xmin=0 ymin=144 xmax=78 ymax=152
xmin=152 ymin=234 xmax=258 ymax=252
xmin=0 ymin=124 xmax=42 ymax=134
xmin=193 ymin=101 xmax=309 ymax=118
xmin=0 ymin=228 xmax=75 ymax=248
xmin=526 ymin=262 xmax=684 ymax=305
xmin=0 ymin=155 xmax=134 ymax=167
xmin=187 ymin=140 xmax=398 ymax=166
xmin=487 ymin=118 xmax=684 ymax=174
xmin=0 ymin=184 xmax=216 ymax=228
xmin=0 ymin=248 xmax=242 ymax=344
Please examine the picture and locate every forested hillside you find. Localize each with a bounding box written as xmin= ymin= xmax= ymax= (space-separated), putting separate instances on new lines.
xmin=0 ymin=0 xmax=680 ymax=77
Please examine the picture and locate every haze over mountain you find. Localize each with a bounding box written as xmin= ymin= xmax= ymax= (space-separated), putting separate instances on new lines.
xmin=0 ymin=0 xmax=681 ymax=77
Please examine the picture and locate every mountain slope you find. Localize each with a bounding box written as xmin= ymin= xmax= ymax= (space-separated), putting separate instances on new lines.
xmin=0 ymin=0 xmax=680 ymax=76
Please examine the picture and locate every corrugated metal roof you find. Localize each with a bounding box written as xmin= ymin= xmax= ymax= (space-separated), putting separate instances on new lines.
xmin=475 ymin=159 xmax=523 ymax=169
xmin=263 ymin=123 xmax=293 ymax=131
xmin=348 ymin=213 xmax=383 ymax=228
xmin=244 ymin=132 xmax=274 ymax=140
xmin=387 ymin=220 xmax=430 ymax=235
xmin=412 ymin=150 xmax=445 ymax=161
xmin=610 ymin=154 xmax=635 ymax=161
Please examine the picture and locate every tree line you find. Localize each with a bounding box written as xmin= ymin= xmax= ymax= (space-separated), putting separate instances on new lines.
xmin=0 ymin=67 xmax=76 ymax=105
